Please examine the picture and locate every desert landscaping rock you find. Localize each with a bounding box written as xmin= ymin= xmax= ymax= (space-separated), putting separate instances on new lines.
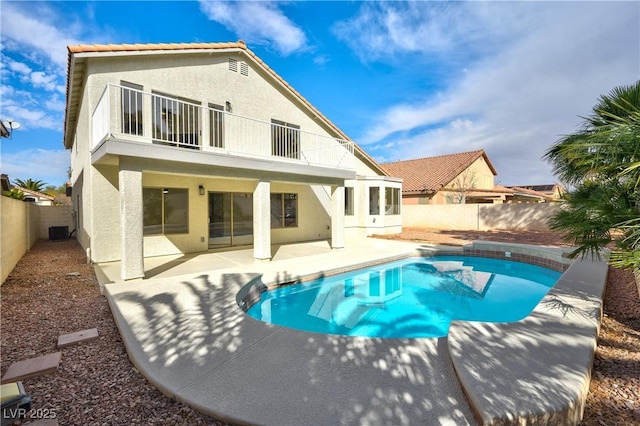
xmin=1 ymin=240 xmax=222 ymax=425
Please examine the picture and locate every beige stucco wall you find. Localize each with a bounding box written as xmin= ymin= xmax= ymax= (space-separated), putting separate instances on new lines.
xmin=344 ymin=176 xmax=402 ymax=237
xmin=84 ymin=52 xmax=340 ymax=149
xmin=86 ymin=170 xmax=337 ymax=262
xmin=403 ymin=203 xmax=562 ymax=231
xmin=1 ymin=197 xmax=39 ymax=284
xmin=271 ymin=182 xmax=332 ymax=244
xmin=441 ymin=157 xmax=495 ymax=193
xmin=70 ymin=66 xmax=93 ymax=257
xmin=76 ymin=50 xmax=348 ymax=262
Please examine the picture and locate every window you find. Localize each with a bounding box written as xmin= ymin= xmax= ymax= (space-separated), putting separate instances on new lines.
xmin=143 ymin=188 xmax=189 ymax=235
xmin=385 ymin=187 xmax=401 ymax=215
xmin=121 ymin=82 xmax=143 ymax=135
xmin=209 ymin=103 xmax=224 ymax=148
xmin=271 ymin=120 xmax=300 ymax=159
xmin=152 ymin=92 xmax=200 ymax=148
xmin=345 ymin=187 xmax=354 ymax=216
xmin=369 ymin=187 xmax=380 ymax=215
xmin=271 ymin=193 xmax=297 ymax=228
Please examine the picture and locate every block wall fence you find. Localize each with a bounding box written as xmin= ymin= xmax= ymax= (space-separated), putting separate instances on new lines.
xmin=402 ymin=203 xmax=562 ymax=231
xmin=1 ymin=197 xmax=74 ymax=284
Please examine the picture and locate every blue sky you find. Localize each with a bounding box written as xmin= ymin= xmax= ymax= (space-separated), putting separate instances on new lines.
xmin=1 ymin=1 xmax=638 ymax=188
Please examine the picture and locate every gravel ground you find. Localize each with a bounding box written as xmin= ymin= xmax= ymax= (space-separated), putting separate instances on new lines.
xmin=1 ymin=240 xmax=222 ymax=425
xmin=1 ymin=233 xmax=638 ymax=425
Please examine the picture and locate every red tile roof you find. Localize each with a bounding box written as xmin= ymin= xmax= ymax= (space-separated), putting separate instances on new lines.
xmin=508 ymin=186 xmax=555 ymax=201
xmin=381 ymin=149 xmax=497 ymax=193
xmin=13 ymin=186 xmax=55 ymax=200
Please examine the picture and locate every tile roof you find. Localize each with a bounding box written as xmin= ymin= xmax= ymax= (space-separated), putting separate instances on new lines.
xmin=67 ymin=42 xmax=244 ymax=54
xmin=63 ymin=41 xmax=387 ymax=176
xmin=508 ymin=184 xmax=558 ymax=193
xmin=381 ymin=149 xmax=496 ymax=193
xmin=508 ymin=186 xmax=555 ymax=201
xmin=14 ymin=186 xmax=55 ymax=200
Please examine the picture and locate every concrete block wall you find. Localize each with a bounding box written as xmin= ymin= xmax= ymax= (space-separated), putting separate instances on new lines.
xmin=402 ymin=203 xmax=562 ymax=231
xmin=38 ymin=205 xmax=75 ymax=240
xmin=1 ymin=199 xmax=73 ymax=285
xmin=1 ymin=197 xmax=30 ymax=284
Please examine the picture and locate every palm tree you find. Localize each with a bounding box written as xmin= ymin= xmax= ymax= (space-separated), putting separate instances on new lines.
xmin=13 ymin=178 xmax=46 ymax=192
xmin=544 ymin=80 xmax=640 ymax=269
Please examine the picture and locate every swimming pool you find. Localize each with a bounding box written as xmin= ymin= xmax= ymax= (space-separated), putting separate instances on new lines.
xmin=245 ymin=256 xmax=561 ymax=338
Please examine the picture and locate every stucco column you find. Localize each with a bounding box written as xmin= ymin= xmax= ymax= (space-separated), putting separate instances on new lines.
xmin=331 ymin=185 xmax=345 ymax=250
xmin=119 ymin=161 xmax=145 ymax=280
xmin=253 ymin=180 xmax=271 ymax=261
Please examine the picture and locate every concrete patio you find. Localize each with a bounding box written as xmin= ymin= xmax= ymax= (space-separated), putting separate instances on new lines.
xmin=98 ymin=238 xmax=608 ymax=425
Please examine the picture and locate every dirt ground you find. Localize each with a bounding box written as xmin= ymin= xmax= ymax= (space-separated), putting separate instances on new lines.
xmin=1 ymin=231 xmax=638 ymax=425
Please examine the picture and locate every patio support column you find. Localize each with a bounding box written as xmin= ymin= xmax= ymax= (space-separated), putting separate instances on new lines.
xmin=331 ymin=185 xmax=345 ymax=250
xmin=119 ymin=160 xmax=145 ymax=280
xmin=253 ymin=180 xmax=271 ymax=261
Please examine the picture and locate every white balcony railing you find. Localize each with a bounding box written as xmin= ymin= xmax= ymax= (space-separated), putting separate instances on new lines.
xmin=92 ymin=83 xmax=355 ymax=170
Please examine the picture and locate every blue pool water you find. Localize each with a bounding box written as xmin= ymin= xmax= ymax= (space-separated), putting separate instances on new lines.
xmin=245 ymin=256 xmax=561 ymax=338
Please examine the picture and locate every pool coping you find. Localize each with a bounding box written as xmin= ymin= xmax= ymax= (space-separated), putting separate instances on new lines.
xmin=104 ymin=240 xmax=608 ymax=425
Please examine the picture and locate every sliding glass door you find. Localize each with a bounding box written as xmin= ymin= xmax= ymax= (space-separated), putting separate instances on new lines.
xmin=208 ymin=192 xmax=253 ymax=248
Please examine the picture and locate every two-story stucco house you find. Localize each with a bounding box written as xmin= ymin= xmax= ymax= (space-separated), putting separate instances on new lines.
xmin=63 ymin=41 xmax=402 ymax=280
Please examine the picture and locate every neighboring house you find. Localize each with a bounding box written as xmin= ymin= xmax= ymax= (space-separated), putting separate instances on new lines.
xmin=507 ymin=184 xmax=565 ymax=201
xmin=13 ymin=187 xmax=55 ymax=205
xmin=382 ymin=150 xmax=503 ymax=204
xmin=64 ymin=41 xmax=402 ymax=280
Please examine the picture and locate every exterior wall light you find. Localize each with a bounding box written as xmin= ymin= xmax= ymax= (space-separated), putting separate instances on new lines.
xmin=199 ymin=185 xmax=205 ymax=196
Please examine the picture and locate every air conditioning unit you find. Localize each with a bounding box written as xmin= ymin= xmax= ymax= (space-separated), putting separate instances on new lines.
xmin=49 ymin=226 xmax=68 ymax=241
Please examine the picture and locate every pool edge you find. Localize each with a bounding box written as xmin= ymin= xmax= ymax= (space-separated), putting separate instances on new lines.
xmin=447 ymin=246 xmax=608 ymax=425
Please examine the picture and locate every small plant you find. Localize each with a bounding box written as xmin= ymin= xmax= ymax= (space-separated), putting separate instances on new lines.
xmin=4 ymin=188 xmax=24 ymax=200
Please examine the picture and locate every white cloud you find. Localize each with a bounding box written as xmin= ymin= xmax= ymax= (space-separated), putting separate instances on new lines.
xmin=0 ymin=149 xmax=70 ymax=185
xmin=0 ymin=98 xmax=61 ymax=131
xmin=333 ymin=2 xmax=528 ymax=63
xmin=343 ymin=2 xmax=640 ymax=185
xmin=45 ymin=95 xmax=66 ymax=113
xmin=0 ymin=4 xmax=89 ymax=133
xmin=0 ymin=3 xmax=82 ymax=69
xmin=313 ymin=54 xmax=330 ymax=67
xmin=198 ymin=1 xmax=307 ymax=55
xmin=28 ymin=71 xmax=58 ymax=92
xmin=7 ymin=60 xmax=32 ymax=75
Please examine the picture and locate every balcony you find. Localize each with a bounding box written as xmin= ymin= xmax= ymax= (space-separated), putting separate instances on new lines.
xmin=92 ymin=84 xmax=355 ymax=174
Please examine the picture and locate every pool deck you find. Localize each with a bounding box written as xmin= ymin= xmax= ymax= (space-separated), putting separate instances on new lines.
xmin=99 ymin=238 xmax=608 ymax=425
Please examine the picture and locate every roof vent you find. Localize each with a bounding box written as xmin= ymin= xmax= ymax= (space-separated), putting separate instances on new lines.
xmin=240 ymin=62 xmax=249 ymax=77
xmin=229 ymin=58 xmax=238 ymax=72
